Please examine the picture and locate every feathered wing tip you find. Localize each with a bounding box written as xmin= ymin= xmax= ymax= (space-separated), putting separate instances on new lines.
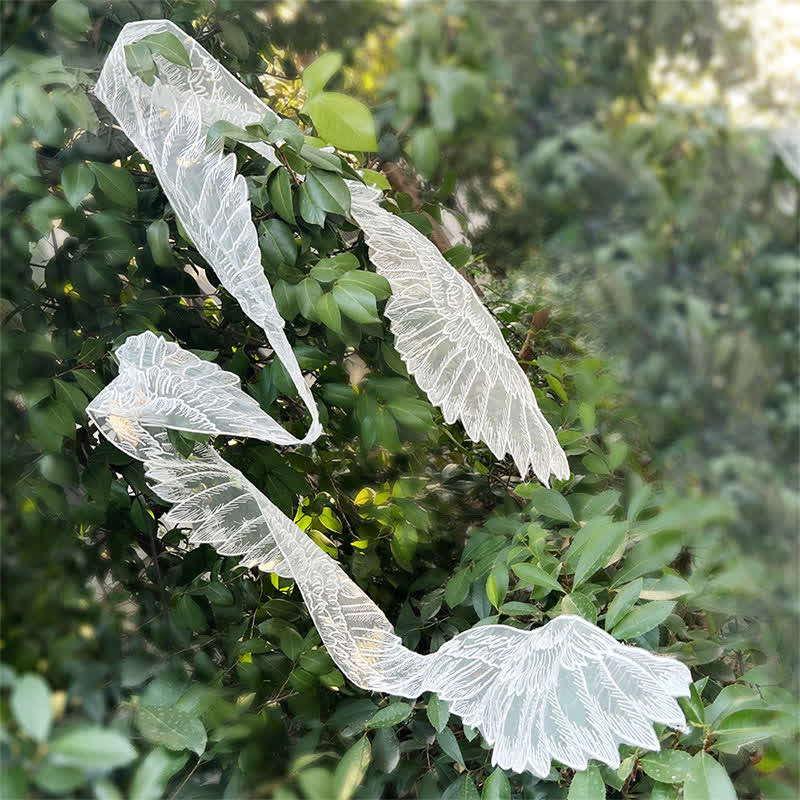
xmin=87 ymin=332 xmax=304 ymax=447
xmin=347 ymin=181 xmax=570 ymax=485
xmin=422 ymin=615 xmax=691 ymax=777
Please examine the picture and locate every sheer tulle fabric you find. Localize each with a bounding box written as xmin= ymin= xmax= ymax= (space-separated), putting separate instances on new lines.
xmin=88 ymin=20 xmax=691 ymax=777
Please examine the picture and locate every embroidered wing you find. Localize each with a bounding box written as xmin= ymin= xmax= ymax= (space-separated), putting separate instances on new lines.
xmin=424 ymin=615 xmax=690 ymax=776
xmin=348 ymin=182 xmax=569 ymax=485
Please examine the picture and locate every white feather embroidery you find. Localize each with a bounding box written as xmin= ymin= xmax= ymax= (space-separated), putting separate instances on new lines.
xmin=88 ymin=21 xmax=692 ymax=778
xmin=348 ymin=182 xmax=569 ymax=484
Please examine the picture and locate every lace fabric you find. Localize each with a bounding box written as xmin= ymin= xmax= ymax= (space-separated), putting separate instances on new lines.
xmin=88 ymin=20 xmax=691 ymax=777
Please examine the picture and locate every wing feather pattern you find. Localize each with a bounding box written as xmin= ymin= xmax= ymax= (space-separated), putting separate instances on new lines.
xmin=90 ymin=21 xmax=692 ymax=781
xmin=423 ymin=615 xmax=690 ymax=776
xmin=347 ymin=182 xmax=569 ymax=485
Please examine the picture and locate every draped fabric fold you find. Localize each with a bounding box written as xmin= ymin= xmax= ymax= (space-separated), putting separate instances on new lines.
xmin=88 ymin=20 xmax=691 ymax=777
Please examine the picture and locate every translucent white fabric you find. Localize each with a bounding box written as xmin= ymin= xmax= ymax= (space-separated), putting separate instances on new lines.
xmin=89 ymin=20 xmax=691 ymax=777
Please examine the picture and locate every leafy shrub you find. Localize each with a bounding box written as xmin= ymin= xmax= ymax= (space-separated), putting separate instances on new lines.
xmin=1 ymin=2 xmax=796 ymax=798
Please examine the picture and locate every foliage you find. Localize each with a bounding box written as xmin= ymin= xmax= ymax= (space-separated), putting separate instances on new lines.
xmin=1 ymin=1 xmax=797 ymax=799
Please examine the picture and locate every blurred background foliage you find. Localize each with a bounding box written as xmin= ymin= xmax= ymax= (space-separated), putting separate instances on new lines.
xmin=1 ymin=1 xmax=797 ymax=798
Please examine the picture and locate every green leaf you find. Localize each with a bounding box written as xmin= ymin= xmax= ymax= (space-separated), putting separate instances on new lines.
xmin=512 ymin=562 xmax=564 ymax=594
xmin=311 ymin=253 xmax=359 ymax=282
xmin=93 ymin=779 xmax=123 ymax=800
xmin=174 ymin=595 xmax=206 ymax=632
xmin=365 ymin=702 xmax=413 ymax=729
xmin=266 ymin=118 xmax=304 ymax=152
xmin=259 ymin=218 xmax=297 ymax=266
xmin=303 ymin=51 xmax=343 ymax=97
xmin=62 ymin=162 xmax=95 ymax=208
xmin=445 ymin=569 xmax=471 ymax=608
xmin=333 ymin=283 xmax=380 ymax=324
xmin=304 ymin=92 xmax=377 ymax=152
xmin=376 ymin=407 xmax=402 ymax=452
xmin=562 ymin=591 xmax=597 ymax=624
xmin=268 ymin=168 xmax=297 ymax=225
xmin=314 ymin=292 xmax=342 ymax=333
xmin=605 ymin=578 xmax=643 ymax=630
xmin=683 ymin=751 xmax=736 ymax=800
xmin=713 ymin=709 xmax=796 ymax=753
xmin=408 ymin=126 xmax=439 ymax=178
xmin=73 ymin=369 xmax=105 ymax=398
xmin=360 ymin=168 xmax=391 ymax=190
xmin=88 ymin=162 xmax=137 ymax=209
xmin=486 ymin=561 xmax=508 ymax=610
xmin=273 ymin=279 xmax=298 ymax=321
xmin=11 ymin=673 xmax=52 ymax=742
xmin=0 ymin=766 xmax=28 ymax=799
xmin=129 ymin=748 xmax=189 ymax=800
xmin=516 ymin=486 xmax=574 ymax=522
xmin=202 ymin=581 xmax=233 ymax=607
xmin=297 ymin=277 xmax=323 ymax=321
xmin=139 ymin=32 xmax=191 ymax=67
xmin=33 ymin=762 xmax=87 ymax=795
xmin=640 ymin=750 xmax=692 ymax=783
xmin=220 ymin=21 xmax=249 ymax=60
xmin=372 ymin=728 xmax=400 ymax=774
xmin=387 ymin=397 xmax=433 ymax=430
xmin=124 ymin=42 xmax=157 ymax=85
xmin=146 ymin=219 xmax=174 ymax=266
xmin=572 ymin=519 xmax=626 ymax=588
xmin=300 ymin=143 xmax=343 ymax=172
xmin=279 ymin=628 xmax=305 ymax=660
xmin=337 ymin=270 xmax=392 ymax=300
xmin=611 ymin=530 xmax=683 ymax=587
xmin=206 ymin=120 xmax=262 ymax=149
xmin=442 ymin=774 xmax=479 ymax=800
xmin=426 ymin=693 xmax=450 ymax=733
xmin=135 ymin=705 xmax=207 ymax=755
xmin=304 ymin=167 xmax=351 ymax=215
xmin=436 ymin=727 xmax=464 ymax=766
xmin=298 ymin=180 xmax=327 ymax=226
xmin=481 ymin=768 xmax=511 ymax=800
xmin=49 ymin=726 xmax=137 ymax=768
xmin=611 ymin=600 xmax=675 ymax=640
xmin=333 ymin=736 xmax=371 ymax=800
xmin=567 ymin=766 xmax=605 ymax=799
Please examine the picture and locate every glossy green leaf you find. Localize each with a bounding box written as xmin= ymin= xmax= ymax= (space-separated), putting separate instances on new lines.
xmin=512 ymin=562 xmax=564 ymax=594
xmin=268 ymin=168 xmax=296 ymax=225
xmin=304 ymin=92 xmax=377 ymax=152
xmin=11 ymin=673 xmax=52 ymax=743
xmin=365 ymin=702 xmax=413 ymax=729
xmin=481 ymin=768 xmax=511 ymax=800
xmin=304 ymin=167 xmax=351 ymax=215
xmin=61 ymin=162 xmax=95 ymax=208
xmin=88 ymin=162 xmax=137 ymax=208
xmin=426 ymin=693 xmax=450 ymax=733
xmin=516 ymin=486 xmax=574 ymax=521
xmin=640 ymin=750 xmax=692 ymax=783
xmin=303 ymin=51 xmax=343 ymax=97
xmin=567 ymin=766 xmax=605 ymax=799
xmin=124 ymin=42 xmax=157 ymax=85
xmin=336 ymin=270 xmax=392 ymax=300
xmin=611 ymin=600 xmax=675 ymax=640
xmin=129 ymin=748 xmax=189 ymax=800
xmin=135 ymin=705 xmax=207 ymax=755
xmin=49 ymin=727 xmax=137 ymax=768
xmin=683 ymin=751 xmax=736 ymax=800
xmin=408 ymin=126 xmax=439 ymax=178
xmin=333 ymin=283 xmax=379 ymax=324
xmin=259 ymin=218 xmax=298 ymax=266
xmin=605 ymin=578 xmax=643 ymax=630
xmin=139 ymin=32 xmax=191 ymax=67
xmin=333 ymin=736 xmax=371 ymax=800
